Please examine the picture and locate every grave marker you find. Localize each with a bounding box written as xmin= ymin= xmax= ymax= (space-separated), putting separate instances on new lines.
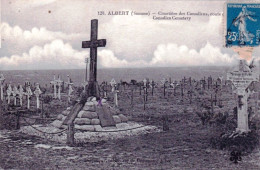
xmin=34 ymin=83 xmax=42 ymax=109
xmin=143 ymin=78 xmax=148 ymax=102
xmin=110 ymin=79 xmax=118 ymax=107
xmin=227 ymin=60 xmax=259 ymax=132
xmin=170 ymin=81 xmax=178 ymax=95
xmin=189 ymin=77 xmax=192 ymax=86
xmin=161 ymin=78 xmax=167 ymax=97
xmin=56 ymin=75 xmax=63 ymax=100
xmin=208 ymin=76 xmax=212 ymax=89
xmin=110 ymin=79 xmax=116 ymax=92
xmin=12 ymin=85 xmax=19 ymax=106
xmin=18 ymin=85 xmax=24 ymax=106
xmin=6 ymin=84 xmax=12 ymax=104
xmin=103 ymin=82 xmax=109 ymax=98
xmin=82 ymin=19 xmax=106 ymax=97
xmin=218 ymin=76 xmax=223 ymax=89
xmin=96 ymin=104 xmax=116 ymax=127
xmin=130 ymin=84 xmax=135 ymax=106
xmin=143 ymin=79 xmax=148 ymax=110
xmin=82 ymin=81 xmax=88 ymax=92
xmin=50 ymin=75 xmax=57 ymax=99
xmin=150 ymin=80 xmax=156 ymax=96
xmin=25 ymin=86 xmax=33 ymax=109
xmin=65 ymin=75 xmax=74 ymax=102
xmin=0 ymin=74 xmax=5 ymax=101
xmin=188 ymin=89 xmax=193 ymax=104
xmin=181 ymin=82 xmax=184 ymax=98
xmin=183 ymin=77 xmax=187 ymax=84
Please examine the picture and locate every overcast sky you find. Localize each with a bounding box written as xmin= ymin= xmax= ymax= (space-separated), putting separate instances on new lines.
xmin=0 ymin=0 xmax=258 ymax=70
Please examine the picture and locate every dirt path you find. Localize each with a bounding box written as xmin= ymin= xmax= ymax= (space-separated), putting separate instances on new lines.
xmin=0 ymin=109 xmax=259 ymax=169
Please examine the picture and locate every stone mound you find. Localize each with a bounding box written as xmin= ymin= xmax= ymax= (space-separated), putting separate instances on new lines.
xmin=51 ymin=97 xmax=128 ymax=132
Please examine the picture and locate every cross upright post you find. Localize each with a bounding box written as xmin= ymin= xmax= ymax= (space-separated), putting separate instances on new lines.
xmin=82 ymin=19 xmax=106 ymax=97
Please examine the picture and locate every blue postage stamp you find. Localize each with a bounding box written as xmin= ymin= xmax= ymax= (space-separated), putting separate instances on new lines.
xmin=226 ymin=3 xmax=260 ymax=47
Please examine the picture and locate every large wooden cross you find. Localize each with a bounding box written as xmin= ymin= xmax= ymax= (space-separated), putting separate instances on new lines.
xmin=82 ymin=19 xmax=106 ymax=97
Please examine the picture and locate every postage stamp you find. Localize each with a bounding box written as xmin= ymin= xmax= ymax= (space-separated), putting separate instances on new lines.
xmin=226 ymin=3 xmax=260 ymax=47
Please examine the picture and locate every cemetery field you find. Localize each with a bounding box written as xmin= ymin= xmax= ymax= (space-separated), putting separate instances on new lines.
xmin=0 ymin=67 xmax=228 ymax=87
xmin=0 ymin=86 xmax=260 ymax=169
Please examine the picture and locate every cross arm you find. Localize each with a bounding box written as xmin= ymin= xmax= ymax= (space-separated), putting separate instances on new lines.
xmin=82 ymin=39 xmax=106 ymax=48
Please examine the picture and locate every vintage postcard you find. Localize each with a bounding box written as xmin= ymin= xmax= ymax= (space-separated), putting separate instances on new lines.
xmin=0 ymin=0 xmax=259 ymax=169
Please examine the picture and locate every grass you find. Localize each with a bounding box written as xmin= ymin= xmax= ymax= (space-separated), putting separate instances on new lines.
xmin=0 ymin=85 xmax=259 ymax=169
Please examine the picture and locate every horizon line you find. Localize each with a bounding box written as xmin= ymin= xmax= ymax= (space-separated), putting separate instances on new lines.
xmin=0 ymin=65 xmax=232 ymax=71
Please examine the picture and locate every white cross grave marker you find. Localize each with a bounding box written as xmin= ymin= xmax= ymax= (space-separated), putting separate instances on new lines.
xmin=34 ymin=83 xmax=42 ymax=109
xmin=12 ymin=85 xmax=19 ymax=106
xmin=110 ymin=79 xmax=117 ymax=92
xmin=0 ymin=74 xmax=5 ymax=101
xmin=143 ymin=78 xmax=148 ymax=101
xmin=56 ymin=75 xmax=63 ymax=100
xmin=68 ymin=85 xmax=74 ymax=102
xmin=143 ymin=79 xmax=147 ymax=87
xmin=161 ymin=78 xmax=167 ymax=86
xmin=50 ymin=75 xmax=58 ymax=99
xmin=82 ymin=81 xmax=88 ymax=92
xmin=25 ymin=86 xmax=33 ymax=109
xmin=103 ymin=82 xmax=108 ymax=98
xmin=227 ymin=60 xmax=259 ymax=132
xmin=18 ymin=85 xmax=24 ymax=106
xmin=110 ymin=79 xmax=118 ymax=106
xmin=65 ymin=75 xmax=74 ymax=102
xmin=218 ymin=76 xmax=223 ymax=89
xmin=6 ymin=84 xmax=12 ymax=104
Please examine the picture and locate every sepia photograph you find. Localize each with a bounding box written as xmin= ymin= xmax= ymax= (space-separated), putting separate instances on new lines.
xmin=0 ymin=0 xmax=259 ymax=169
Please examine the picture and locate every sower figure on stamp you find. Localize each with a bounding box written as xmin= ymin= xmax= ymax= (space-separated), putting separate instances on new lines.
xmin=233 ymin=6 xmax=257 ymax=45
